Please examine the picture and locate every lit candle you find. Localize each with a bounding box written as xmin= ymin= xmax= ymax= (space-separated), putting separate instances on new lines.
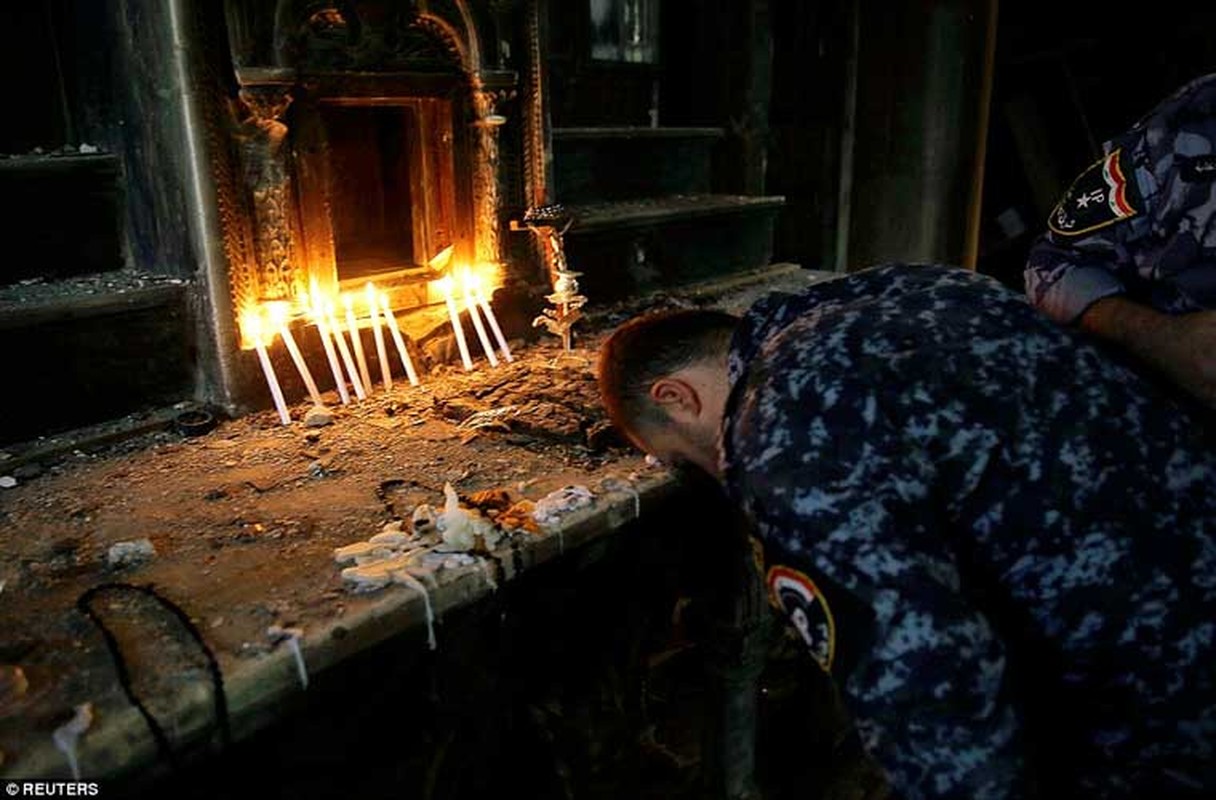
xmin=438 ymin=277 xmax=474 ymax=371
xmin=344 ymin=294 xmax=374 ymax=394
xmin=273 ymin=305 xmax=325 ymax=407
xmin=310 ymin=285 xmax=350 ymax=405
xmin=470 ymin=275 xmax=513 ymax=363
xmin=244 ymin=312 xmax=290 ymax=425
xmin=461 ymin=271 xmax=498 ymax=367
xmin=366 ymin=283 xmax=392 ymax=391
xmin=380 ymin=293 xmax=419 ymax=386
xmin=327 ymin=301 xmax=367 ymax=400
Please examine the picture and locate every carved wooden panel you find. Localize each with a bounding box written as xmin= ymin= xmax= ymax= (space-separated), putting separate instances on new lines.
xmin=221 ymin=0 xmax=530 ymax=322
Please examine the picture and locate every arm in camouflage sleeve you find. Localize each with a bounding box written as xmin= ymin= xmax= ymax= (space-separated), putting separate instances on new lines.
xmin=1023 ymin=235 xmax=1127 ymax=325
xmin=1025 ymin=74 xmax=1216 ymax=407
xmin=1025 ymin=232 xmax=1216 ymax=410
xmin=1024 ymin=74 xmax=1216 ymax=324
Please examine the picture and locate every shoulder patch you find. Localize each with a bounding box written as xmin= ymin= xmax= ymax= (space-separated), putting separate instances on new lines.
xmin=767 ymin=565 xmax=837 ymax=672
xmin=1048 ymin=148 xmax=1143 ymax=238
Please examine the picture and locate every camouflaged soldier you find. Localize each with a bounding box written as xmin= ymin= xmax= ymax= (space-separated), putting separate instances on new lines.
xmin=1025 ymin=72 xmax=1216 ymax=408
xmin=599 ymin=264 xmax=1216 ymax=799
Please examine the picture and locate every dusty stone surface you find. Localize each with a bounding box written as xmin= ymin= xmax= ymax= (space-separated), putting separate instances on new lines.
xmin=0 ymin=266 xmax=831 ymax=786
xmin=0 ymin=323 xmax=656 ymax=753
xmin=0 ymin=269 xmax=186 ymax=311
xmin=0 ymin=329 xmax=657 ymax=779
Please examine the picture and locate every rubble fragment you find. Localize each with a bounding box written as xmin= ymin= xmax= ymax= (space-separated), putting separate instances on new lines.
xmin=106 ymin=539 xmax=157 ymax=568
xmin=333 ymin=541 xmax=384 ymax=564
xmin=532 ymin=485 xmax=595 ymax=527
xmin=411 ymin=504 xmax=437 ymax=534
xmin=598 ymin=476 xmax=641 ymax=519
xmin=497 ymin=500 xmax=541 ymax=534
xmin=368 ymin=523 xmax=411 ymax=547
xmin=303 ymin=406 xmax=333 ymax=428
xmin=1 ymin=665 xmax=28 ymax=703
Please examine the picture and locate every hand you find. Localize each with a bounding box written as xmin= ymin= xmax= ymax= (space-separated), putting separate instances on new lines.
xmin=1081 ymin=297 xmax=1216 ymax=409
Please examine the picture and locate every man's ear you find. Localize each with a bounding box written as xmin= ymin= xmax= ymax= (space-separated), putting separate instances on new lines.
xmin=649 ymin=376 xmax=701 ymax=421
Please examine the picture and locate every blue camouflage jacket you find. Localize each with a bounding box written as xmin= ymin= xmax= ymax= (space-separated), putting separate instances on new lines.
xmin=720 ymin=264 xmax=1216 ymax=799
xmin=1025 ymin=73 xmax=1216 ymax=323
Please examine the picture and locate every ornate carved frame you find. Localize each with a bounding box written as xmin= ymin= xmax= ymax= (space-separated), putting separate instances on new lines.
xmin=223 ymin=0 xmax=520 ymax=321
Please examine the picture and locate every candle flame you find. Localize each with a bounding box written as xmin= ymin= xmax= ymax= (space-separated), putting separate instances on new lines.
xmin=307 ymin=278 xmax=326 ymax=319
xmin=239 ymin=309 xmax=269 ymax=349
xmin=428 ymin=245 xmax=455 ymax=272
xmin=432 ymin=263 xmax=500 ymax=305
xmin=265 ymin=300 xmax=292 ymax=327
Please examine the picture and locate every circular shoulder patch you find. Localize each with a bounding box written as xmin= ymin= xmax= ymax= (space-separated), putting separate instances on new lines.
xmin=1048 ymin=148 xmax=1143 ymax=238
xmin=767 ymin=565 xmax=836 ymax=672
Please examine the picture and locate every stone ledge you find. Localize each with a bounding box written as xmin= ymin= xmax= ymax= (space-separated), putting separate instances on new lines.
xmin=565 ymin=194 xmax=786 ymax=234
xmin=0 ymin=282 xmax=187 ymax=331
xmin=3 ymin=470 xmax=680 ymax=783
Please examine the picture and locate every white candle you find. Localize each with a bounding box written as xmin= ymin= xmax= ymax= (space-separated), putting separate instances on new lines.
xmin=327 ymin=301 xmax=367 ymax=400
xmin=310 ymin=300 xmax=350 ymax=405
xmin=344 ymin=294 xmax=374 ymax=394
xmin=245 ymin=314 xmax=291 ymax=425
xmin=366 ymin=283 xmax=392 ymax=391
xmin=277 ymin=317 xmax=324 ymax=407
xmin=380 ymin=293 xmax=419 ymax=386
xmin=471 ymin=280 xmax=513 ymax=363
xmin=438 ymin=277 xmax=474 ymax=371
xmin=256 ymin=343 xmax=291 ymax=424
xmin=462 ymin=273 xmax=498 ymax=367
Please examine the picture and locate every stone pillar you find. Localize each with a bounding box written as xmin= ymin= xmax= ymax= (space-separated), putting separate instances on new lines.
xmin=843 ymin=0 xmax=998 ymax=270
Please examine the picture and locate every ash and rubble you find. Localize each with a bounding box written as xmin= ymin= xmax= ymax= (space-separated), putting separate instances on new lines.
xmin=0 ymin=327 xmax=662 ymax=769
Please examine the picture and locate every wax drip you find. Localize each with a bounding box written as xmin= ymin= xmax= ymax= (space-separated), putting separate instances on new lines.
xmin=393 ymin=571 xmax=437 ymax=650
xmin=52 ymin=702 xmax=93 ymax=780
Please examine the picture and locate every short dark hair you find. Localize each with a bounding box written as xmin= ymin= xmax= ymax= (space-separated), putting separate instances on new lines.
xmin=597 ymin=308 xmax=739 ymax=436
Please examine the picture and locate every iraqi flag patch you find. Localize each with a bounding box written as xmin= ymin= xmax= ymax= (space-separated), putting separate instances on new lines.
xmin=1048 ymin=148 xmax=1143 ymax=238
xmin=767 ymin=565 xmax=838 ymax=673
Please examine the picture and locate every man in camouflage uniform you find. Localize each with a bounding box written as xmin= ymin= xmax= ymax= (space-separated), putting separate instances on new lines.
xmin=598 ymin=264 xmax=1216 ymax=798
xmin=1025 ymin=72 xmax=1216 ymax=408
